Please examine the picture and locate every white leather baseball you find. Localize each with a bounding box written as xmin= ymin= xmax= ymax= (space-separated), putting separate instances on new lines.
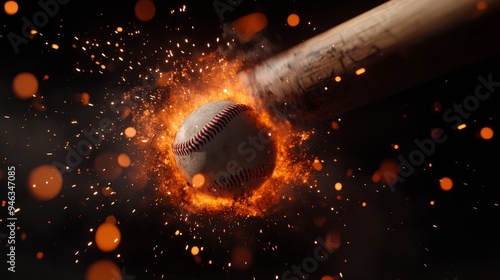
xmin=172 ymin=100 xmax=277 ymax=197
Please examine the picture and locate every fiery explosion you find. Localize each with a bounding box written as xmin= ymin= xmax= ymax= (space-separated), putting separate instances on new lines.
xmin=128 ymin=52 xmax=313 ymax=217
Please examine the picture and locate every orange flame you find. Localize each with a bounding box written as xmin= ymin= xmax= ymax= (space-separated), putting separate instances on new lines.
xmin=129 ymin=52 xmax=313 ymax=217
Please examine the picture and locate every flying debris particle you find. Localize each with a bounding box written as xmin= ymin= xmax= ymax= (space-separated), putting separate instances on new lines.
xmin=101 ymin=187 xmax=114 ymax=197
xmin=355 ymin=68 xmax=366 ymax=75
xmin=457 ymin=123 xmax=467 ymax=130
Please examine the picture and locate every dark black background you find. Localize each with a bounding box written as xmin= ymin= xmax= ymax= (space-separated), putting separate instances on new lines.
xmin=1 ymin=0 xmax=499 ymax=279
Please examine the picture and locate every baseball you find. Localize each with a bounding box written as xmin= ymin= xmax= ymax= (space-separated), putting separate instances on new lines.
xmin=172 ymin=100 xmax=277 ymax=198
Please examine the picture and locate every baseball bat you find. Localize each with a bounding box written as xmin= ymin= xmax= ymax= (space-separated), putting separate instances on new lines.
xmin=238 ymin=0 xmax=500 ymax=124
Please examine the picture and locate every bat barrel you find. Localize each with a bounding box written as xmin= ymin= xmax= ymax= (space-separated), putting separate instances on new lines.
xmin=239 ymin=0 xmax=500 ymax=124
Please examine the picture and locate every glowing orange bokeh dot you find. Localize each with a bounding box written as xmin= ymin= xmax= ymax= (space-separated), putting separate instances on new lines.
xmin=287 ymin=14 xmax=300 ymax=27
xmin=325 ymin=230 xmax=342 ymax=251
xmin=191 ymin=246 xmax=200 ymax=256
xmin=95 ymin=222 xmax=121 ymax=252
xmin=192 ymin=173 xmax=205 ymax=188
xmin=94 ymin=152 xmax=122 ymax=181
xmin=79 ymin=92 xmax=90 ymax=105
xmin=439 ymin=177 xmax=453 ymax=191
xmin=334 ymin=182 xmax=342 ymax=191
xmin=231 ymin=245 xmax=253 ymax=270
xmin=331 ymin=121 xmax=340 ymax=130
xmin=127 ymin=167 xmax=148 ymax=190
xmin=313 ymin=216 xmax=326 ymax=227
xmin=101 ymin=187 xmax=113 ymax=197
xmin=371 ymin=170 xmax=381 ymax=183
xmin=480 ymin=127 xmax=493 ymax=140
xmin=378 ymin=159 xmax=399 ymax=185
xmin=105 ymin=215 xmax=117 ymax=225
xmin=117 ymin=153 xmax=131 ymax=168
xmin=477 ymin=1 xmax=488 ymax=11
xmin=4 ymin=1 xmax=18 ymax=15
xmin=27 ymin=165 xmax=63 ymax=201
xmin=13 ymin=72 xmax=38 ymax=99
xmin=135 ymin=0 xmax=156 ymax=22
xmin=85 ymin=259 xmax=121 ymax=280
xmin=432 ymin=101 xmax=442 ymax=113
xmin=36 ymin=251 xmax=44 ymax=259
xmin=124 ymin=127 xmax=137 ymax=138
xmin=346 ymin=168 xmax=353 ymax=177
xmin=321 ymin=276 xmax=335 ymax=280
xmin=312 ymin=159 xmax=322 ymax=171
xmin=231 ymin=12 xmax=268 ymax=42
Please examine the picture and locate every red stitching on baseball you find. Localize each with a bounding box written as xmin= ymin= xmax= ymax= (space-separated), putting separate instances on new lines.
xmin=208 ymin=163 xmax=276 ymax=191
xmin=172 ymin=103 xmax=253 ymax=156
